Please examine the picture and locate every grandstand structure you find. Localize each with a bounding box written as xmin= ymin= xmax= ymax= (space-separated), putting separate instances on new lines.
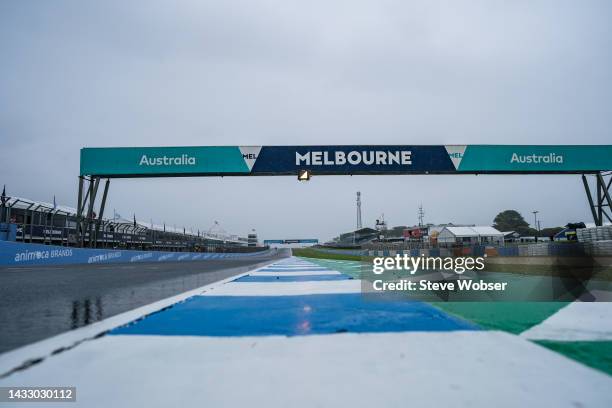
xmin=1 ymin=194 xmax=250 ymax=252
xmin=329 ymin=227 xmax=380 ymax=247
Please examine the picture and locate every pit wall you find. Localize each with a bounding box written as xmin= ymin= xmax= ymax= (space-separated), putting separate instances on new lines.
xmin=0 ymin=240 xmax=273 ymax=267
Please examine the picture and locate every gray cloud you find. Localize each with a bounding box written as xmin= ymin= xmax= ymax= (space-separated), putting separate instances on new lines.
xmin=1 ymin=0 xmax=611 ymax=241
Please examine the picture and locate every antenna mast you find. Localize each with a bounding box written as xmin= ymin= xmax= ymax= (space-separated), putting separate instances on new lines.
xmin=418 ymin=204 xmax=425 ymax=227
xmin=356 ymin=191 xmax=362 ymax=229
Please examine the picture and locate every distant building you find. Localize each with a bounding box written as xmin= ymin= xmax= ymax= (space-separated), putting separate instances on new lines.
xmin=334 ymin=227 xmax=379 ymax=246
xmin=427 ymin=223 xmax=474 ymax=244
xmin=402 ymin=226 xmax=428 ymax=240
xmin=263 ymin=239 xmax=318 ymax=248
xmin=502 ymin=231 xmax=521 ymax=243
xmin=247 ymin=231 xmax=258 ymax=247
xmin=437 ymin=226 xmax=504 ymax=246
xmin=553 ymin=228 xmax=573 ymax=241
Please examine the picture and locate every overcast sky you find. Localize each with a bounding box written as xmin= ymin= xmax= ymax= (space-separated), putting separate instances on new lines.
xmin=1 ymin=0 xmax=611 ymax=241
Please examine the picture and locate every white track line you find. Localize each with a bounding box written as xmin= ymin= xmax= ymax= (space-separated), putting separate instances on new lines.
xmin=2 ymin=332 xmax=611 ymax=408
xmin=521 ymin=302 xmax=612 ymax=341
xmin=249 ymin=271 xmax=341 ymax=276
xmin=202 ymin=280 xmax=362 ymax=296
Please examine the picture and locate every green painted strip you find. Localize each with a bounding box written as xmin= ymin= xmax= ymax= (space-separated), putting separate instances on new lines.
xmin=431 ymin=302 xmax=568 ymax=334
xmin=535 ymin=340 xmax=612 ymax=376
xmin=295 ymin=253 xmax=611 ymax=376
xmin=299 ymin=257 xmax=363 ymax=278
xmin=292 ymin=248 xmax=365 ymax=262
xmin=301 ymin=254 xmax=612 ymax=376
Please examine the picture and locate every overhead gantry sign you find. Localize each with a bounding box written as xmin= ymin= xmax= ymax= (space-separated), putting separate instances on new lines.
xmin=80 ymin=145 xmax=612 ymax=177
xmin=76 ymin=145 xmax=612 ymax=247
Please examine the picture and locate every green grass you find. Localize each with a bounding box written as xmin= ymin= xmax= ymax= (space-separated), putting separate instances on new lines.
xmin=292 ymin=248 xmax=366 ymax=262
xmin=432 ymin=302 xmax=568 ymax=334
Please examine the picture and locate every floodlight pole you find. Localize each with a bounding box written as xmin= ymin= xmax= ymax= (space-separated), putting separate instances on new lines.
xmin=532 ymin=211 xmax=539 ymax=242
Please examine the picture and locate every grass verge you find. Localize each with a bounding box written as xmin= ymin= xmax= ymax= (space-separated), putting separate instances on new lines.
xmin=291 ymin=248 xmax=367 ymax=262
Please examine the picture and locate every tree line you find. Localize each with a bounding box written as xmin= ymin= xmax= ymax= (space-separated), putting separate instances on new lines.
xmin=493 ymin=210 xmax=563 ymax=238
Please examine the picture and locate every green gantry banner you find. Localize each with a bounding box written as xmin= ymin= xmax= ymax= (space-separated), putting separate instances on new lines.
xmin=80 ymin=145 xmax=612 ymax=177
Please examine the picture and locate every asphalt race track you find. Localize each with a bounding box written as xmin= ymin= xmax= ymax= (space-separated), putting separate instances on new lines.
xmin=1 ymin=256 xmax=610 ymax=407
xmin=0 ymin=250 xmax=288 ymax=353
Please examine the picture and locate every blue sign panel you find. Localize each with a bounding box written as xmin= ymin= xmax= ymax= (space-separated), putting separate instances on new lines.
xmin=0 ymin=241 xmax=271 ymax=267
xmin=264 ymin=239 xmax=319 ymax=244
xmin=252 ymin=145 xmax=455 ymax=175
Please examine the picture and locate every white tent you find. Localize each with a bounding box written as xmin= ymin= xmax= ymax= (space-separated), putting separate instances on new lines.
xmin=437 ymin=226 xmax=504 ymax=245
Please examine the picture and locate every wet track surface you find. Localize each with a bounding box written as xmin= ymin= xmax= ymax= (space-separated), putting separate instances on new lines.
xmin=0 ymin=250 xmax=288 ymax=353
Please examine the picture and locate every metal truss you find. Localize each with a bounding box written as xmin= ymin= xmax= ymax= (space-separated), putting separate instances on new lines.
xmin=75 ymin=176 xmax=110 ymax=248
xmin=582 ymin=171 xmax=612 ymax=226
